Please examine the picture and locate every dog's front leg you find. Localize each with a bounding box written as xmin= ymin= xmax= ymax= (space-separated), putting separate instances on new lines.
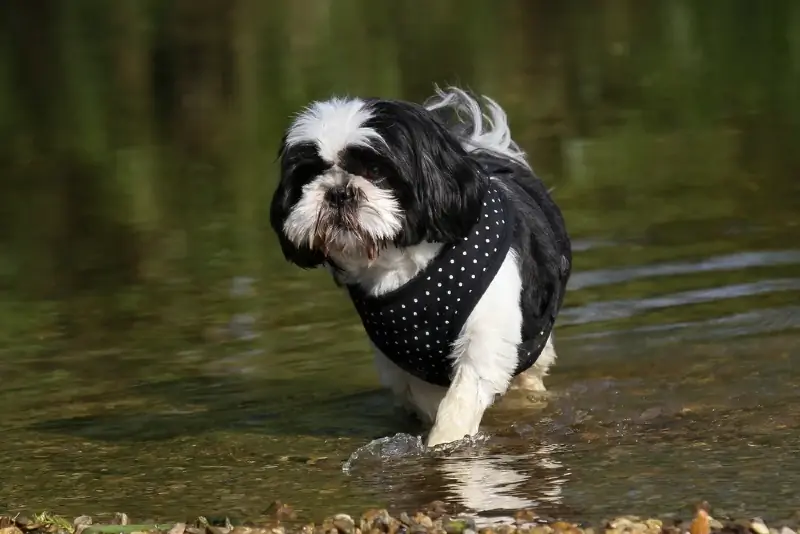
xmin=426 ymin=364 xmax=489 ymax=447
xmin=426 ymin=251 xmax=524 ymax=448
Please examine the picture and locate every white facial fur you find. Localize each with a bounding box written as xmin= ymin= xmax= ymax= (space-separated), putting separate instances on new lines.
xmin=282 ymin=171 xmax=403 ymax=257
xmin=282 ymin=98 xmax=402 ymax=260
xmin=285 ymin=97 xmax=385 ymax=163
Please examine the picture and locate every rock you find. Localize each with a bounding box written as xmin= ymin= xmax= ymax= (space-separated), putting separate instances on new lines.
xmin=412 ymin=514 xmax=433 ymax=529
xmin=515 ymin=511 xmax=538 ymax=525
xmin=751 ymin=520 xmax=770 ymax=534
xmin=422 ymin=503 xmax=449 ymax=522
xmin=0 ymin=526 xmax=24 ymax=534
xmin=170 ymin=523 xmax=188 ymax=534
xmin=73 ymin=517 xmax=93 ymax=528
xmin=360 ymin=510 xmax=392 ymax=532
xmin=73 ymin=516 xmax=93 ymax=534
xmin=530 ymin=527 xmax=553 ymax=534
xmin=333 ymin=515 xmax=355 ymax=534
xmin=607 ymin=518 xmax=633 ymax=530
xmin=690 ymin=509 xmax=710 ymax=534
xmin=780 ymin=529 xmax=797 ymax=534
xmin=444 ymin=519 xmax=472 ymax=534
xmin=112 ymin=514 xmax=130 ymax=526
xmin=709 ymin=519 xmax=723 ymax=531
xmin=643 ymin=519 xmax=662 ymax=533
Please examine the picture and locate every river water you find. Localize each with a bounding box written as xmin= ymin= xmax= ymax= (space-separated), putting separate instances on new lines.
xmin=0 ymin=0 xmax=799 ymax=526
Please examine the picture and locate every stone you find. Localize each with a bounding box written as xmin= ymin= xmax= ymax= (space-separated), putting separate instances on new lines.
xmin=360 ymin=510 xmax=392 ymax=533
xmin=751 ymin=520 xmax=770 ymax=534
xmin=333 ymin=515 xmax=356 ymax=534
xmin=444 ymin=519 xmax=471 ymax=534
xmin=413 ymin=515 xmax=433 ymax=530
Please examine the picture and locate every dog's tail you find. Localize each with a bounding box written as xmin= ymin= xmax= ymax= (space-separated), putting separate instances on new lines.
xmin=424 ymin=86 xmax=530 ymax=169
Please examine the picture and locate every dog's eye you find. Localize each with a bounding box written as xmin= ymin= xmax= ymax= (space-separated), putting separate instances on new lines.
xmin=365 ymin=164 xmax=382 ymax=179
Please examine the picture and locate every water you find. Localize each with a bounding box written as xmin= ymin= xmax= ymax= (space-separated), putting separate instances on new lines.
xmin=1 ymin=0 xmax=800 ymax=526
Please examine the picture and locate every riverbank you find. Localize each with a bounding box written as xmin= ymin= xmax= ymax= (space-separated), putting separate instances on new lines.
xmin=2 ymin=503 xmax=797 ymax=534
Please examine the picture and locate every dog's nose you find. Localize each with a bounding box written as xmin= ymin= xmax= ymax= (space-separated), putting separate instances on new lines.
xmin=325 ymin=185 xmax=356 ymax=207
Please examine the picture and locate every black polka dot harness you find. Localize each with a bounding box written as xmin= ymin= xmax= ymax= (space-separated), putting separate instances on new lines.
xmin=346 ymin=181 xmax=528 ymax=387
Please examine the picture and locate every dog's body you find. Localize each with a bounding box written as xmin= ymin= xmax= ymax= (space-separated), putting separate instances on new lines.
xmin=270 ymin=88 xmax=571 ymax=447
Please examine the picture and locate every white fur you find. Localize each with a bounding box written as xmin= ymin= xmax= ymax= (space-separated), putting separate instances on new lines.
xmin=285 ymin=97 xmax=385 ymax=162
xmin=425 ymin=86 xmax=531 ymax=169
xmin=282 ymin=172 xmax=403 ymax=254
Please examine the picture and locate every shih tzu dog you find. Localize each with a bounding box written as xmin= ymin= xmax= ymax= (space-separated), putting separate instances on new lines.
xmin=270 ymin=87 xmax=572 ymax=447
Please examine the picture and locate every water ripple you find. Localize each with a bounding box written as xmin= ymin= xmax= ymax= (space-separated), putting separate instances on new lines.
xmin=561 ymin=278 xmax=800 ymax=326
xmin=569 ymin=250 xmax=800 ymax=290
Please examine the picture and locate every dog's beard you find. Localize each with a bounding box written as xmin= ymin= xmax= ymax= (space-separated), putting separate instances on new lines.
xmin=283 ymin=174 xmax=403 ymax=262
xmin=311 ymin=204 xmax=388 ymax=261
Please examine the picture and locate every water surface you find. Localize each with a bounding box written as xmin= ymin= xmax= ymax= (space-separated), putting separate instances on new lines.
xmin=1 ymin=0 xmax=799 ymax=525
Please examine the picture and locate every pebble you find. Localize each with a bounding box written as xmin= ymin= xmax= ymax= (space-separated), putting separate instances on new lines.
xmin=333 ymin=515 xmax=355 ymax=534
xmin=752 ymin=520 xmax=770 ymax=534
xmin=1 ymin=503 xmax=799 ymax=534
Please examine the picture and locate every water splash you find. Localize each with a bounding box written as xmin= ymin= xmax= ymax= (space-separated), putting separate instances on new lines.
xmin=342 ymin=432 xmax=492 ymax=474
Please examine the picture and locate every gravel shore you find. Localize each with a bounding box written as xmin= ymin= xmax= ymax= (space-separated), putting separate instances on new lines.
xmin=2 ymin=503 xmax=797 ymax=534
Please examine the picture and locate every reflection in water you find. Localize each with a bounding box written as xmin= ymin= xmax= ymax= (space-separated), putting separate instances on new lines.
xmin=1 ymin=0 xmax=800 ymax=525
xmin=437 ymin=445 xmax=569 ymax=525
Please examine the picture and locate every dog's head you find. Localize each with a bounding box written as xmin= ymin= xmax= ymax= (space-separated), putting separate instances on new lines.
xmin=269 ymin=97 xmax=488 ymax=269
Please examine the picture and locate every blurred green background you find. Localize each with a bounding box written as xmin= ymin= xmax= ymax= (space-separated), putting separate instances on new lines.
xmin=1 ymin=0 xmax=797 ymax=345
xmin=1 ymin=0 xmax=799 ymax=522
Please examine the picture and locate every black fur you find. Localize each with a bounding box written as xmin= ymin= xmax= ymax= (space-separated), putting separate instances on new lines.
xmin=270 ymin=137 xmax=330 ymax=268
xmin=360 ymin=99 xmax=488 ymax=246
xmin=473 ymin=151 xmax=572 ymax=363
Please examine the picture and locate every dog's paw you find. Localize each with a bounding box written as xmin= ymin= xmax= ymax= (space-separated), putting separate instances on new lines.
xmin=426 ymin=424 xmax=471 ymax=448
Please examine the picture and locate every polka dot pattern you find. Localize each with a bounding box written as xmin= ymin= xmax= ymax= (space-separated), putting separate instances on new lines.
xmin=348 ymin=183 xmax=515 ymax=387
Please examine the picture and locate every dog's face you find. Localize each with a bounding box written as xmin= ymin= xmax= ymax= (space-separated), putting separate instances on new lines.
xmin=270 ymin=97 xmax=488 ymax=269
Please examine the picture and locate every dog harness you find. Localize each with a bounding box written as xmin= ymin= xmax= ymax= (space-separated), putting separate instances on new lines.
xmin=347 ymin=181 xmax=550 ymax=387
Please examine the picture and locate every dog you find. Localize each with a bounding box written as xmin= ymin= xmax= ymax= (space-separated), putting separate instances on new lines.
xmin=269 ymin=87 xmax=571 ymax=447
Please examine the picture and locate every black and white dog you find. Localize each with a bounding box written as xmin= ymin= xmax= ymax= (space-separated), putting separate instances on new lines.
xmin=270 ymin=87 xmax=571 ymax=447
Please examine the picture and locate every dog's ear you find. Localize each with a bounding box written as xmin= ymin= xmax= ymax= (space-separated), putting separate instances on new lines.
xmin=410 ymin=131 xmax=486 ymax=243
xmin=363 ymin=100 xmax=488 ymax=246
xmin=269 ymin=137 xmax=327 ymax=269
